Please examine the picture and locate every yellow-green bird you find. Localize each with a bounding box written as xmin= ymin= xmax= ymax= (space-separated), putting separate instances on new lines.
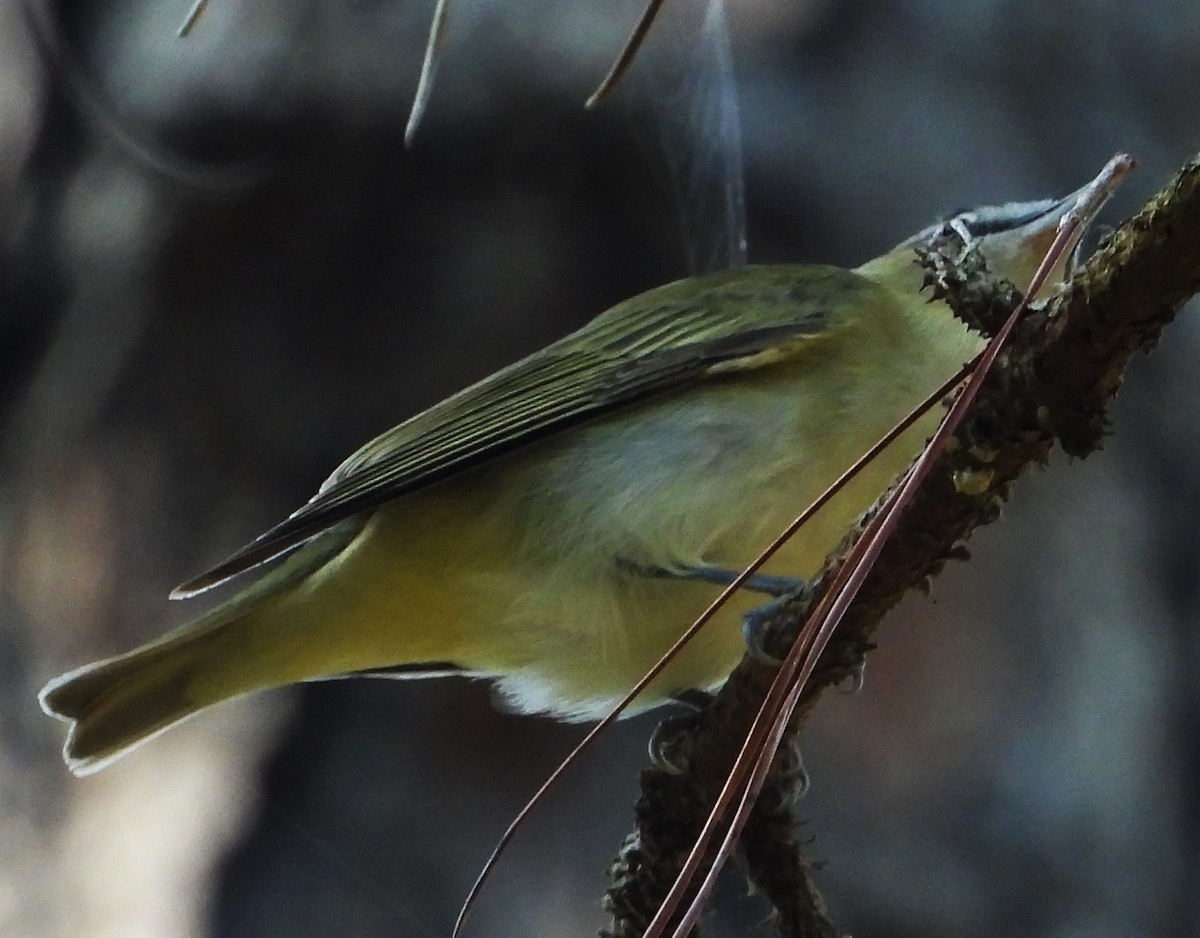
xmin=40 ymin=181 xmax=1105 ymax=775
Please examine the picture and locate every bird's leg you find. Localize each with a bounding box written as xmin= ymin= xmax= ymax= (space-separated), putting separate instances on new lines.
xmin=673 ymin=566 xmax=812 ymax=664
xmin=621 ymin=558 xmax=808 ymax=665
xmin=623 ymin=558 xmax=809 ymax=769
xmin=740 ymin=594 xmax=806 ymax=666
xmin=619 ymin=558 xmax=804 ymax=598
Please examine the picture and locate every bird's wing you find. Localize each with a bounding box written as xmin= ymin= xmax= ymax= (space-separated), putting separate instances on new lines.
xmin=174 ymin=265 xmax=872 ymax=595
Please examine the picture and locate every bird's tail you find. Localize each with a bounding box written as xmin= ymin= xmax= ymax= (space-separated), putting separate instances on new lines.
xmin=39 ymin=593 xmax=270 ymax=776
xmin=40 ymin=520 xmax=463 ymax=775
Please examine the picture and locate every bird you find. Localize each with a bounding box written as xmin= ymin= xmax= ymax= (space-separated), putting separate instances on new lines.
xmin=39 ymin=184 xmax=1100 ymax=776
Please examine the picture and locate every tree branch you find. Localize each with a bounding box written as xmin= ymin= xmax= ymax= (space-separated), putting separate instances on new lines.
xmin=602 ymin=151 xmax=1200 ymax=937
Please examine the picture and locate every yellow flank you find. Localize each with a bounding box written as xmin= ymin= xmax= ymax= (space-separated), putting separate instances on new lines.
xmin=39 ymin=181 xmax=1102 ymax=775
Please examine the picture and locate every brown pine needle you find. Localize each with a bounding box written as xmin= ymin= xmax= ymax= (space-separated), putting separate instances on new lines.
xmin=586 ymin=0 xmax=669 ymax=109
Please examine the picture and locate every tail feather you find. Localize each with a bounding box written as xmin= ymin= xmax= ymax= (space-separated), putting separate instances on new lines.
xmin=38 ymin=580 xmax=277 ymax=776
xmin=39 ymin=534 xmax=358 ymax=775
xmin=41 ymin=635 xmax=215 ymax=775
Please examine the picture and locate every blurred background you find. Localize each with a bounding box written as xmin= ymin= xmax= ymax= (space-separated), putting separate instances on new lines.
xmin=3 ymin=0 xmax=1200 ymax=935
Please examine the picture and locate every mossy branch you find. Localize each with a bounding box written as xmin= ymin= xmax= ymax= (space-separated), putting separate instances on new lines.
xmin=602 ymin=152 xmax=1200 ymax=938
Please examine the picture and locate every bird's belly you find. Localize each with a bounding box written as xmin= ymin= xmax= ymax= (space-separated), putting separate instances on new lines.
xmin=302 ymin=332 xmax=968 ymax=719
xmin=370 ymin=374 xmax=946 ymax=720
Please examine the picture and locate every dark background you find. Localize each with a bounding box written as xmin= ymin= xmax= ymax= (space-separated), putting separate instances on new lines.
xmin=4 ymin=0 xmax=1200 ymax=935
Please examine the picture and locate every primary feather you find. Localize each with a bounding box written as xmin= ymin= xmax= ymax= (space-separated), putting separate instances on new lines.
xmin=175 ymin=266 xmax=843 ymax=595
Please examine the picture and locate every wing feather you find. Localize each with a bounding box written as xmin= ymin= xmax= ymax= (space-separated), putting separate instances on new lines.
xmin=173 ymin=266 xmax=866 ymax=596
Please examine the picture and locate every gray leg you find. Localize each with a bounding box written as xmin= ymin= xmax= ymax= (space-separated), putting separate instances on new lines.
xmin=681 ymin=565 xmax=806 ymax=598
xmin=621 ymin=558 xmax=808 ymax=665
xmin=741 ymin=594 xmax=801 ymax=665
xmin=620 ymin=558 xmax=806 ymax=598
